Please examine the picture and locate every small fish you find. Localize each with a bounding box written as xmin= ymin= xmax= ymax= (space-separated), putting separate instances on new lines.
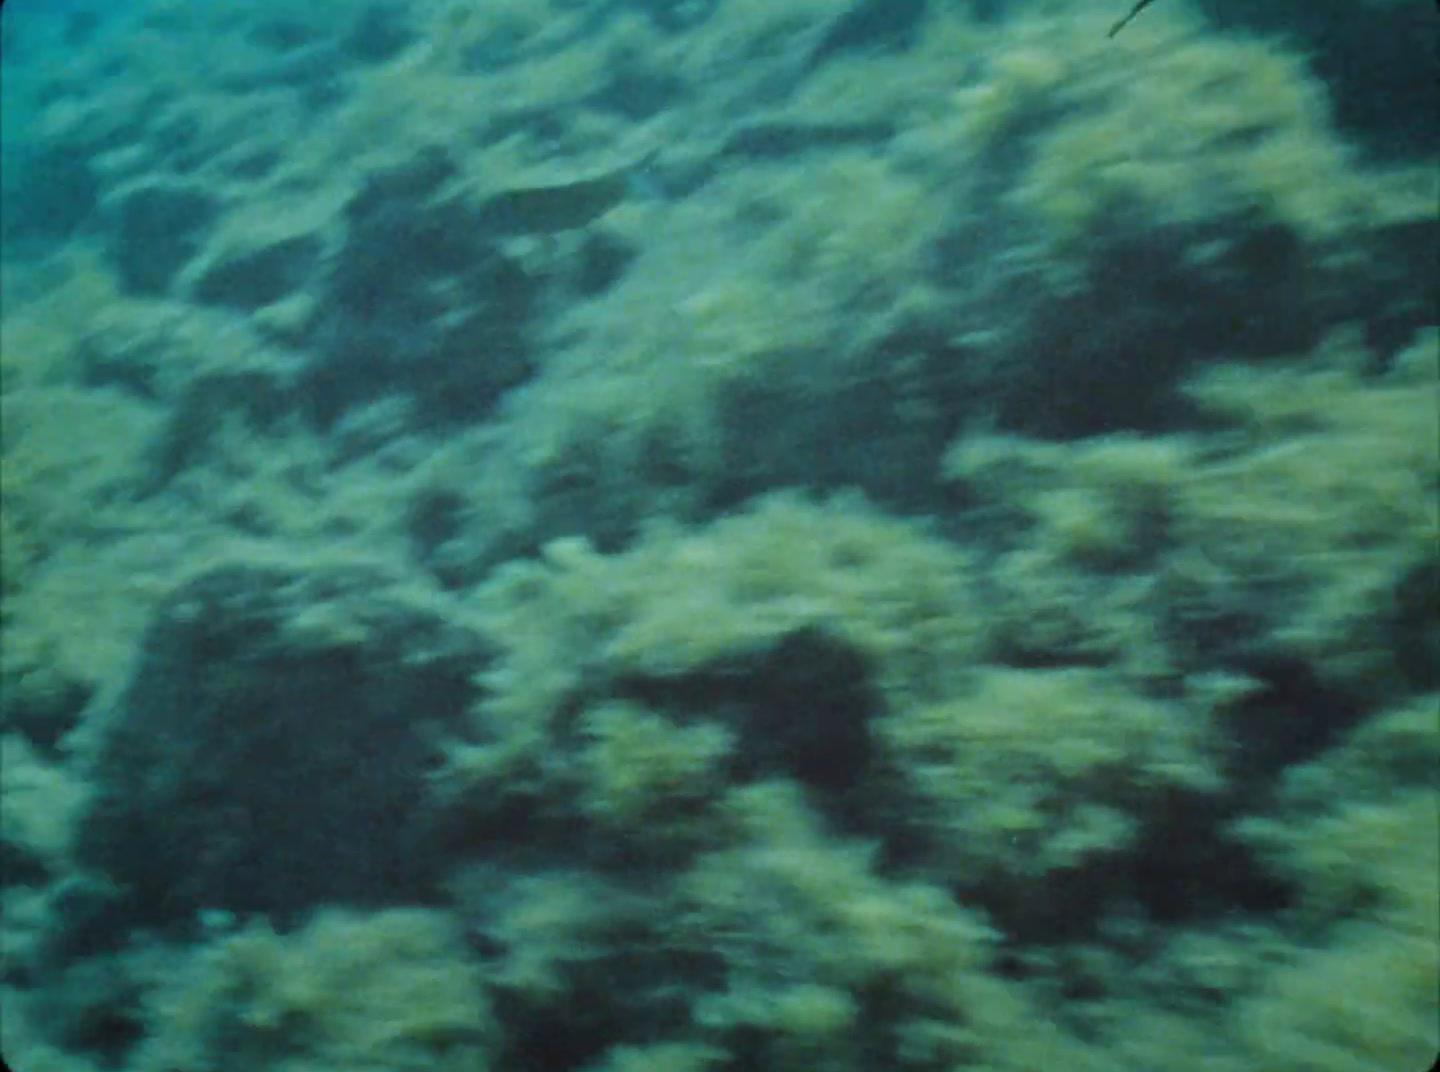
xmin=474 ymin=152 xmax=662 ymax=237
xmin=1108 ymin=0 xmax=1160 ymax=38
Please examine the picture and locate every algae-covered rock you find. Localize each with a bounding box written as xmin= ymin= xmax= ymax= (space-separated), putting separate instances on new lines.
xmin=304 ymin=148 xmax=540 ymax=425
xmin=134 ymin=907 xmax=495 ymax=1072
xmin=74 ymin=560 xmax=485 ymax=928
xmin=434 ymin=491 xmax=983 ymax=853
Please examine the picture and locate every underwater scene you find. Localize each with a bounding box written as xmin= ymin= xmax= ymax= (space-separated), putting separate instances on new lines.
xmin=0 ymin=1 xmax=1436 ymax=1069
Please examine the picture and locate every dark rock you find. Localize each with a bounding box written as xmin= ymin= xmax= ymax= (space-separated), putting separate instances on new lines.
xmin=344 ymin=2 xmax=414 ymax=65
xmin=192 ymin=233 xmax=321 ymax=309
xmin=74 ymin=563 xmax=485 ymax=927
xmin=0 ymin=146 xmax=100 ymax=245
xmin=107 ymin=181 xmax=218 ymax=295
xmin=304 ymin=149 xmax=538 ymax=425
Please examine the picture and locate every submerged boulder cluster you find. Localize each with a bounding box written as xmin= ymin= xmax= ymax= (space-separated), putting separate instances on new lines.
xmin=1 ymin=2 xmax=1434 ymax=1071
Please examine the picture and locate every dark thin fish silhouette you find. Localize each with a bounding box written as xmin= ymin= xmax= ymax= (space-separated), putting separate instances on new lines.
xmin=474 ymin=152 xmax=660 ymax=237
xmin=1109 ymin=0 xmax=1160 ymax=38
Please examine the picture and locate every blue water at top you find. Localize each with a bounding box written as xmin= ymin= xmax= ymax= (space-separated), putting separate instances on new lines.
xmin=4 ymin=0 xmax=132 ymax=18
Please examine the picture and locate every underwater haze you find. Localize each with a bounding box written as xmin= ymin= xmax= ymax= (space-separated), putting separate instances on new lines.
xmin=1 ymin=2 xmax=1436 ymax=1071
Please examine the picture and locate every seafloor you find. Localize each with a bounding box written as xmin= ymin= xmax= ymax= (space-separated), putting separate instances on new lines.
xmin=1 ymin=1 xmax=1436 ymax=1070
